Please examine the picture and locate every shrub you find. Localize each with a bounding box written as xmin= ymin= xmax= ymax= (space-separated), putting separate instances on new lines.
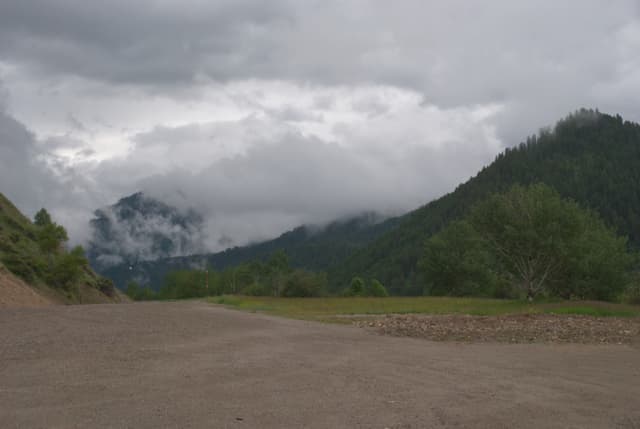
xmin=97 ymin=276 xmax=116 ymax=297
xmin=241 ymin=282 xmax=269 ymax=296
xmin=47 ymin=252 xmax=83 ymax=291
xmin=281 ymin=270 xmax=327 ymax=297
xmin=125 ymin=281 xmax=141 ymax=299
xmin=1 ymin=253 xmax=36 ymax=282
xmin=367 ymin=279 xmax=389 ymax=297
xmin=622 ymin=281 xmax=640 ymax=305
xmin=344 ymin=276 xmax=366 ymax=296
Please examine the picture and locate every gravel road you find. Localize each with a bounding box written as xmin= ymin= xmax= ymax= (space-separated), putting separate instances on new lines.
xmin=1 ymin=301 xmax=639 ymax=428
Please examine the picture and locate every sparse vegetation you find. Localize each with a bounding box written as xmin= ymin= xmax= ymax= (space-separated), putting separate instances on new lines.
xmin=209 ymin=295 xmax=640 ymax=321
xmin=343 ymin=277 xmax=389 ymax=297
xmin=0 ymin=194 xmax=118 ymax=303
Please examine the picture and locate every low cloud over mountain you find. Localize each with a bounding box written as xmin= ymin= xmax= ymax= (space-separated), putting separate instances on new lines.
xmin=87 ymin=193 xmax=206 ymax=269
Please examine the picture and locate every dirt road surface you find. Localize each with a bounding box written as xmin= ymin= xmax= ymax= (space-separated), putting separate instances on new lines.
xmin=1 ymin=301 xmax=639 ymax=428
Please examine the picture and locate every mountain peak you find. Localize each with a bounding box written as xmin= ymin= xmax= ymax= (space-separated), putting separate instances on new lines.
xmin=87 ymin=192 xmax=205 ymax=269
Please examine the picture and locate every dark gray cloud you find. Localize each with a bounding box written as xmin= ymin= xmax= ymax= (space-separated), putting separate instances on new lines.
xmin=0 ymin=0 xmax=293 ymax=85
xmin=1 ymin=1 xmax=637 ymax=102
xmin=0 ymin=110 xmax=45 ymax=209
xmin=1 ymin=1 xmax=639 ymax=254
xmin=2 ymin=1 xmax=639 ymax=140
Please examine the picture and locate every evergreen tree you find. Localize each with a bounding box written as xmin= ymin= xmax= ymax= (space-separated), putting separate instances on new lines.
xmin=34 ymin=208 xmax=52 ymax=226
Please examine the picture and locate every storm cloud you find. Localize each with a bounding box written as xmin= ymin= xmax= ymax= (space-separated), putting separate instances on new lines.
xmin=0 ymin=1 xmax=639 ymax=251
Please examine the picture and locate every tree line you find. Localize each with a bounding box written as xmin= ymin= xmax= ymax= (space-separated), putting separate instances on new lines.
xmin=125 ymin=250 xmax=390 ymax=300
xmin=124 ymin=183 xmax=639 ymax=303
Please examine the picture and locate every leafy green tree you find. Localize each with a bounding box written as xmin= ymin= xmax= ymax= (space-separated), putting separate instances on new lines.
xmin=159 ymin=270 xmax=207 ymax=299
xmin=554 ymin=216 xmax=632 ymax=300
xmin=126 ymin=281 xmax=141 ymax=299
xmin=367 ymin=279 xmax=389 ymax=297
xmin=70 ymin=245 xmax=88 ymax=267
xmin=470 ymin=184 xmax=632 ymax=299
xmin=97 ymin=276 xmax=116 ymax=297
xmin=469 ymin=185 xmax=577 ymax=299
xmin=281 ymin=270 xmax=327 ymax=297
xmin=37 ymin=223 xmax=68 ymax=256
xmin=420 ymin=220 xmax=501 ymax=297
xmin=241 ymin=282 xmax=269 ymax=296
xmin=344 ymin=276 xmax=366 ymax=296
xmin=138 ymin=286 xmax=156 ymax=301
xmin=622 ymin=273 xmax=640 ymax=304
xmin=268 ymin=249 xmax=290 ymax=273
xmin=47 ymin=252 xmax=83 ymax=292
xmin=418 ymin=184 xmax=634 ymax=300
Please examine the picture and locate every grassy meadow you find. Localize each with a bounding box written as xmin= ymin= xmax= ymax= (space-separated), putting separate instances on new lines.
xmin=209 ymin=296 xmax=640 ymax=322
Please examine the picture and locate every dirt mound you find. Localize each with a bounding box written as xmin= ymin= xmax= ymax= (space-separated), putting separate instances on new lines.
xmin=356 ymin=313 xmax=640 ymax=344
xmin=0 ymin=264 xmax=53 ymax=307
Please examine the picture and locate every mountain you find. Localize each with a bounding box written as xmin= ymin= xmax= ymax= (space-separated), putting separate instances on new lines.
xmin=0 ymin=192 xmax=124 ymax=305
xmin=100 ymin=212 xmax=399 ymax=290
xmin=329 ymin=110 xmax=640 ymax=294
xmin=87 ymin=192 xmax=205 ymax=270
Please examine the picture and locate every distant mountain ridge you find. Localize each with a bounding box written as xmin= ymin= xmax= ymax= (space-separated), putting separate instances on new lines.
xmin=99 ymin=211 xmax=399 ymax=290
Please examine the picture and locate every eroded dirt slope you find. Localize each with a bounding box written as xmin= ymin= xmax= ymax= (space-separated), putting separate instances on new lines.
xmin=0 ymin=264 xmax=53 ymax=307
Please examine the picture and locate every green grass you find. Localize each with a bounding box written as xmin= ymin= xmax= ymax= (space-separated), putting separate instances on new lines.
xmin=209 ymin=296 xmax=640 ymax=321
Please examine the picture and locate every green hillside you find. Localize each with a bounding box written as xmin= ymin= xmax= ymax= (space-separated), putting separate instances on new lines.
xmin=329 ymin=110 xmax=640 ymax=294
xmin=0 ymin=193 xmax=121 ymax=303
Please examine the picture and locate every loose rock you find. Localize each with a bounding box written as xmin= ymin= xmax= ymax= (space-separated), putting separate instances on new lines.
xmin=355 ymin=314 xmax=640 ymax=344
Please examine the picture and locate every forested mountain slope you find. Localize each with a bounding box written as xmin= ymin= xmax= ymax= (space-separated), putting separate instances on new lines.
xmin=101 ymin=212 xmax=399 ymax=290
xmin=330 ymin=110 xmax=640 ymax=294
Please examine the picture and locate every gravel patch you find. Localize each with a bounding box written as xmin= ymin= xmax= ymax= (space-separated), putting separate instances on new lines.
xmin=355 ymin=313 xmax=640 ymax=344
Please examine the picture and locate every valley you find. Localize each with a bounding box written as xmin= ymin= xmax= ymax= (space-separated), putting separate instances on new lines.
xmin=3 ymin=4 xmax=640 ymax=428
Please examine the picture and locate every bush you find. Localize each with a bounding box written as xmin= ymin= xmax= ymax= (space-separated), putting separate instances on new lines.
xmin=125 ymin=281 xmax=141 ymax=299
xmin=420 ymin=220 xmax=500 ymax=297
xmin=97 ymin=276 xmax=116 ymax=297
xmin=622 ymin=280 xmax=640 ymax=305
xmin=158 ymin=270 xmax=207 ymax=299
xmin=367 ymin=279 xmax=389 ymax=297
xmin=1 ymin=253 xmax=36 ymax=282
xmin=281 ymin=270 xmax=327 ymax=297
xmin=344 ymin=276 xmax=366 ymax=296
xmin=241 ymin=282 xmax=269 ymax=296
xmin=138 ymin=287 xmax=156 ymax=301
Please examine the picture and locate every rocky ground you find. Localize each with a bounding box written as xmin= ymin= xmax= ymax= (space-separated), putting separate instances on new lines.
xmin=355 ymin=313 xmax=640 ymax=344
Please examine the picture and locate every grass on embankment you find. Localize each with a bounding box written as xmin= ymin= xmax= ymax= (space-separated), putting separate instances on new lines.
xmin=209 ymin=296 xmax=640 ymax=321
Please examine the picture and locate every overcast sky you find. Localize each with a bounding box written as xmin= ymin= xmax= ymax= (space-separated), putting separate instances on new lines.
xmin=1 ymin=0 xmax=639 ymax=251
